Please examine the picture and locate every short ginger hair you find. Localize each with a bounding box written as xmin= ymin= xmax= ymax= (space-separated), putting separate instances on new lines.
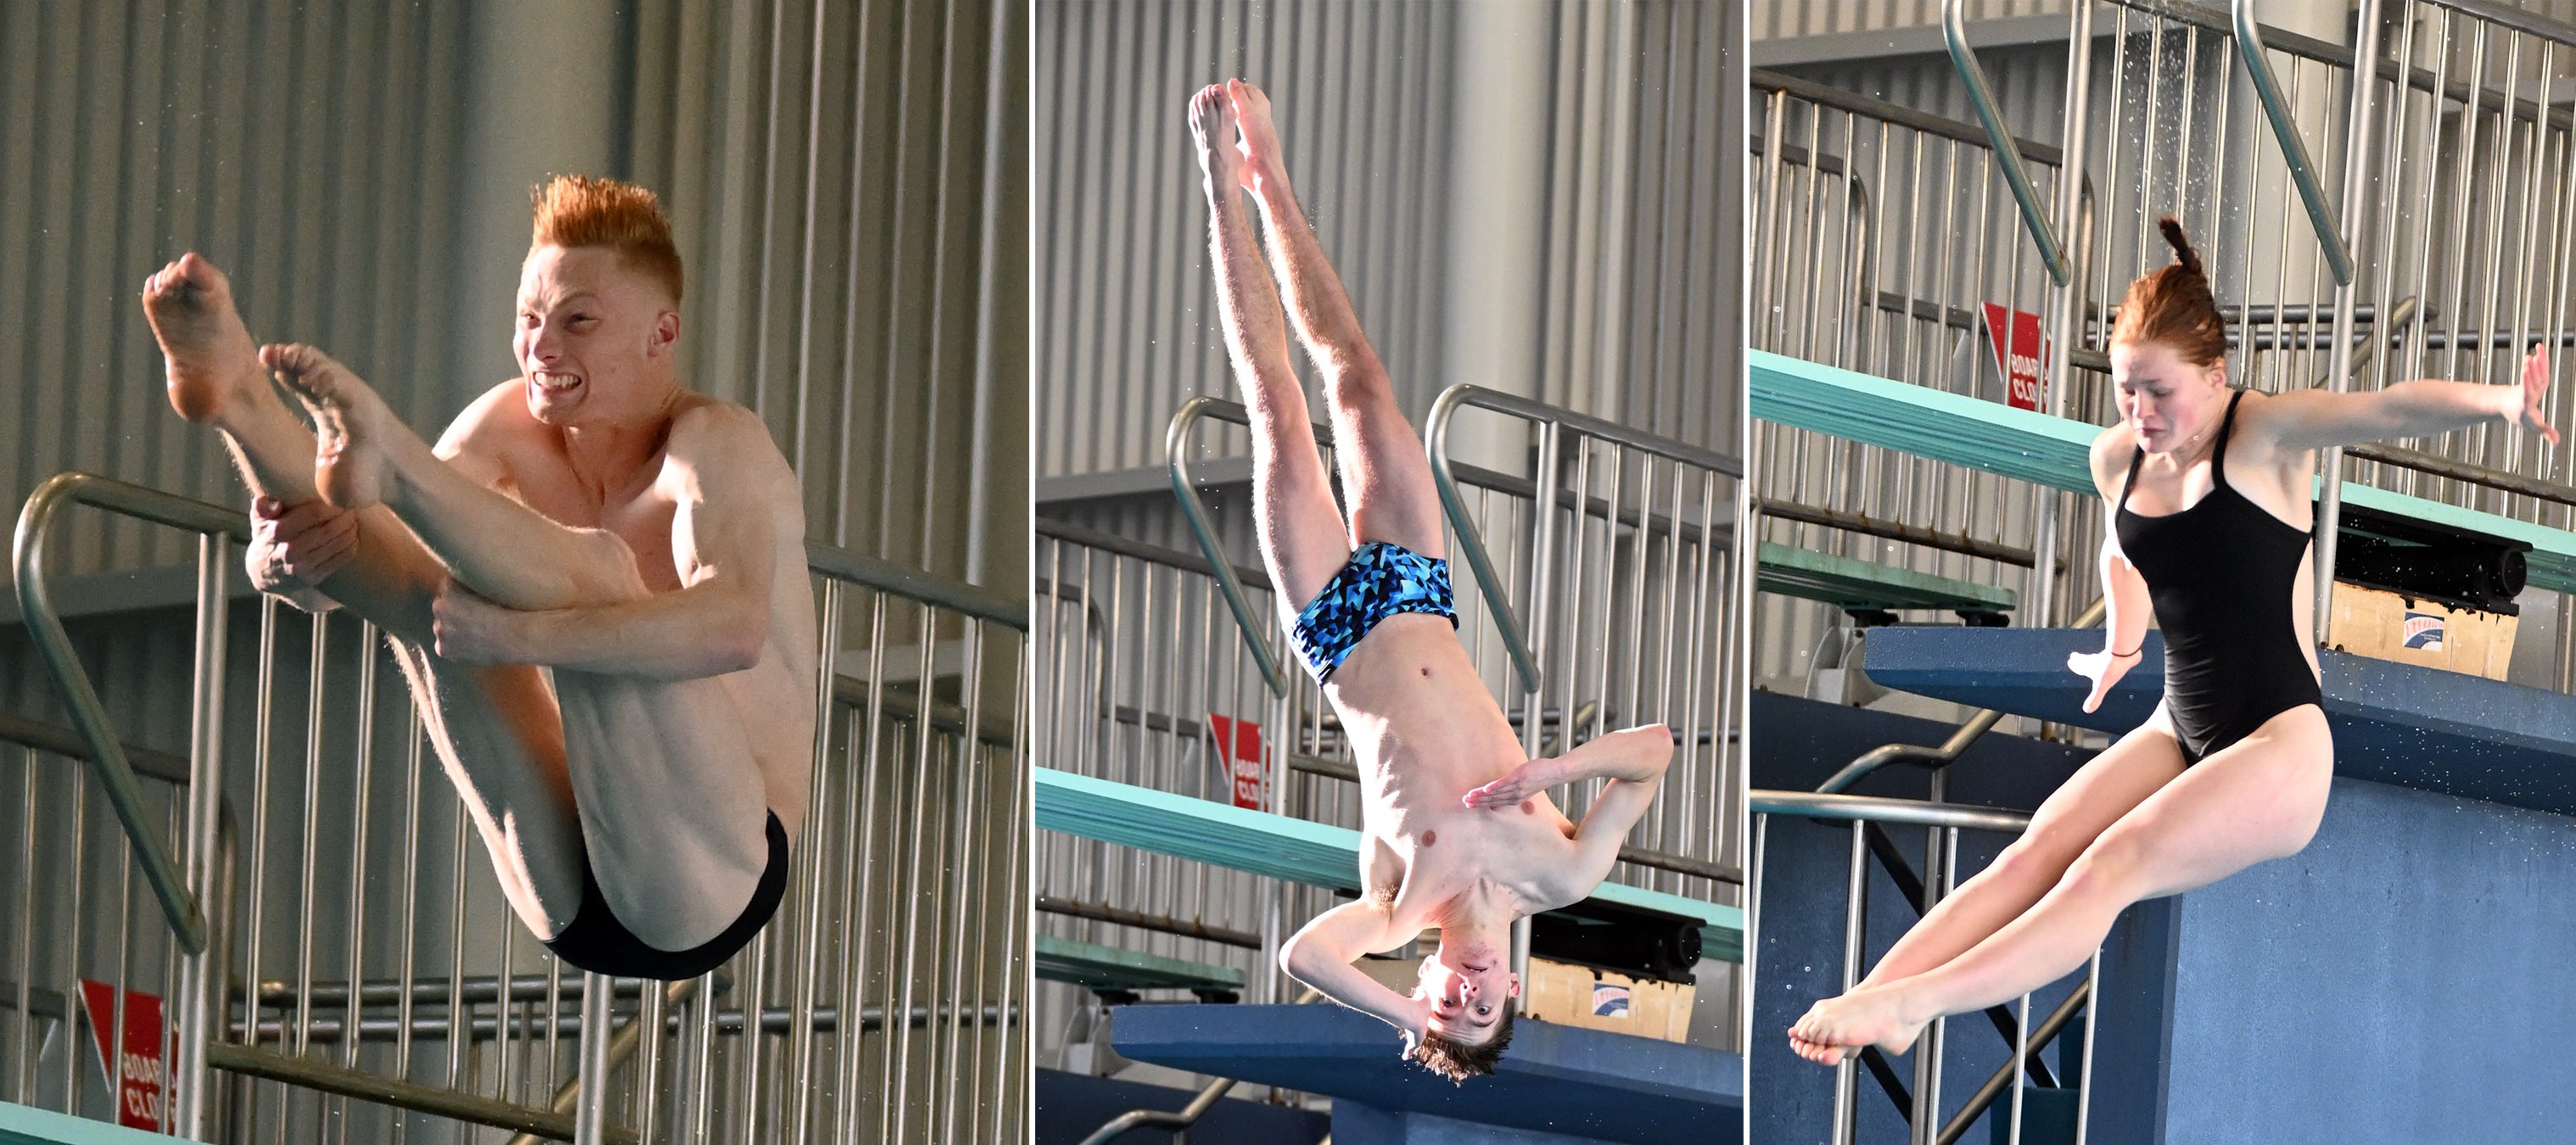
xmin=1408 ymin=1011 xmax=1514 ymax=1083
xmin=529 ymin=175 xmax=684 ymax=304
xmin=2109 ymin=216 xmax=2226 ymax=366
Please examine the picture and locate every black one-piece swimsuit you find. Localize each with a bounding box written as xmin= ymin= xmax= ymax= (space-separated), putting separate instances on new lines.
xmin=2112 ymin=389 xmax=2324 ymax=764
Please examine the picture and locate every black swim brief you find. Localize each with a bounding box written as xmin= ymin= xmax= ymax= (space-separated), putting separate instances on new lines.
xmin=540 ymin=811 xmax=791 ymax=980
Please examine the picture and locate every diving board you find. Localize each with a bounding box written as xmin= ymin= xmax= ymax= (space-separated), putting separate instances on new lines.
xmin=1756 ymin=541 xmax=2016 ymax=618
xmin=1750 ymin=349 xmax=2576 ymax=593
xmin=0 ymin=1102 xmax=178 ymax=1145
xmin=1033 ymin=768 xmax=1744 ymax=959
xmin=1112 ymin=1003 xmax=1741 ymax=1144
xmin=1034 ymin=934 xmax=1242 ymax=998
xmin=1860 ymin=626 xmax=2576 ymax=817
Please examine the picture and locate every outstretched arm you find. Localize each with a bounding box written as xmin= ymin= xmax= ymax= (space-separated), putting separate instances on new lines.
xmin=2260 ymin=344 xmax=2559 ymax=450
xmin=431 ymin=409 xmax=798 ymax=680
xmin=1229 ymin=80 xmax=1389 ymax=388
xmin=1281 ymin=901 xmax=1429 ymax=1038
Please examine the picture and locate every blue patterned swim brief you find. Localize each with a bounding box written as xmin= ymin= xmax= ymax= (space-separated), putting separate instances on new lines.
xmin=1289 ymin=540 xmax=1459 ymax=684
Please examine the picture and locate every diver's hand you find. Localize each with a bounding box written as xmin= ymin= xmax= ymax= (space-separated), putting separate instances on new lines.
xmin=2517 ymin=344 xmax=2561 ymax=444
xmin=1392 ymin=995 xmax=1434 ymax=1054
xmin=2067 ymin=646 xmax=2141 ymax=713
xmin=1464 ymin=758 xmax=1567 ymax=809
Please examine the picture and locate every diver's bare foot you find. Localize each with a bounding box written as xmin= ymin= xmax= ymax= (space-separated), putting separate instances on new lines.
xmin=1788 ymin=986 xmax=1926 ymax=1067
xmin=140 ymin=254 xmax=265 ymax=424
xmin=1225 ymin=79 xmax=1288 ymax=198
xmin=1189 ymin=83 xmax=1243 ymax=198
xmin=261 ymin=344 xmax=405 ymax=511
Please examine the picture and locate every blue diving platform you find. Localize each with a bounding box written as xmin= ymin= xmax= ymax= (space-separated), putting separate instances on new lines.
xmin=1750 ymin=349 xmax=2576 ymax=592
xmin=1858 ymin=625 xmax=2576 ymax=816
xmin=1111 ymin=1003 xmax=1741 ymax=1144
xmin=1034 ymin=768 xmax=1744 ymax=960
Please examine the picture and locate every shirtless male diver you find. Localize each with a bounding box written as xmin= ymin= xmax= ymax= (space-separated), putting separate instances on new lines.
xmin=139 ymin=176 xmax=817 ymax=980
xmin=1190 ymin=79 xmax=1677 ymax=1082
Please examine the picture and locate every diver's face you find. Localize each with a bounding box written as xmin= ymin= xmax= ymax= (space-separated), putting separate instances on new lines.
xmin=2110 ymin=338 xmax=2225 ymax=454
xmin=1417 ymin=952 xmax=1518 ymax=1044
xmin=513 ymin=244 xmax=678 ymax=427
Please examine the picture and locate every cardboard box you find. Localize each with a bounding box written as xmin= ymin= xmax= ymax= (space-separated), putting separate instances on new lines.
xmin=1521 ymin=958 xmax=1695 ymax=1043
xmin=2327 ymin=580 xmax=2517 ymax=680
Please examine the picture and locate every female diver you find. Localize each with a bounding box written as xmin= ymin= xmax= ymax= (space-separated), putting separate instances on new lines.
xmin=1787 ymin=218 xmax=2559 ymax=1064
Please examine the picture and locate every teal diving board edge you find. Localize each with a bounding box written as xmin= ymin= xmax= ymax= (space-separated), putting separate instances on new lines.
xmin=1033 ymin=768 xmax=1743 ymax=939
xmin=1756 ymin=541 xmax=2017 ymax=612
xmin=1750 ymin=349 xmax=2576 ymax=593
xmin=0 ymin=1102 xmax=182 ymax=1145
xmin=1035 ymin=935 xmax=1244 ymax=992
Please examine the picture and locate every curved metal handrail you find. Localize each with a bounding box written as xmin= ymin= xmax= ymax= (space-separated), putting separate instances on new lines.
xmin=1815 ymin=595 xmax=2109 ymax=795
xmin=16 ymin=471 xmax=1032 ymax=958
xmin=13 ymin=472 xmax=235 ymax=952
xmin=1942 ymin=0 xmax=2071 ymax=285
xmin=1425 ymin=383 xmax=1746 ymax=697
xmin=1166 ymin=396 xmax=1313 ymax=697
xmin=1750 ymin=790 xmax=2032 ymax=834
xmin=1075 ymin=987 xmax=1324 ymax=1145
xmin=2232 ymin=0 xmax=2355 ymax=285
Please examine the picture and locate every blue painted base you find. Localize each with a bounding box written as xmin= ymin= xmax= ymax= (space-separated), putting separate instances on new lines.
xmin=1334 ymin=1103 xmax=1610 ymax=1144
xmin=1109 ymin=1003 xmax=1739 ymax=1144
xmin=2159 ymin=776 xmax=2576 ymax=1142
xmin=1750 ymin=693 xmax=2174 ymax=1145
xmin=1862 ymin=627 xmax=2576 ymax=817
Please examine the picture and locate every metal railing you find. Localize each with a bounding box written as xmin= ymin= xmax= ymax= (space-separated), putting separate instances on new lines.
xmin=1749 ymin=791 xmax=2099 ymax=1145
xmin=2233 ymin=0 xmax=2356 ymax=283
xmin=10 ymin=472 xmax=1029 ymax=1143
xmin=1943 ymin=0 xmax=2073 ymax=285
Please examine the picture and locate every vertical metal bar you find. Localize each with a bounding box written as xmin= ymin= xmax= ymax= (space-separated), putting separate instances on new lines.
xmin=2075 ymin=952 xmax=2102 ymax=1145
xmin=343 ymin=625 xmax=378 ymax=1103
xmin=571 ymin=972 xmax=611 ymax=1145
xmin=2039 ymin=0 xmax=2097 ymax=626
xmin=247 ymin=596 xmax=278 ymax=1066
xmin=14 ymin=751 xmax=33 ymax=1105
xmin=178 ymin=533 xmax=230 ymax=1136
xmin=1759 ymin=91 xmax=1788 ymax=348
xmin=2008 ymin=991 xmax=2030 ymax=1144
xmin=1832 ymin=820 xmax=1867 ymax=1145
xmin=394 ymin=708 xmax=424 ymax=1145
xmin=296 ymin=614 xmax=328 ymax=1058
xmin=789 ymin=578 xmax=842 ymax=1137
xmin=2318 ymin=0 xmax=2391 ymax=636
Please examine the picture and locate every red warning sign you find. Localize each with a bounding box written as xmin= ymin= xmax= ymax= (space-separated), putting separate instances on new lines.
xmin=77 ymin=980 xmax=165 ymax=1131
xmin=1207 ymin=713 xmax=1267 ymax=812
xmin=1980 ymin=303 xmax=2051 ymax=411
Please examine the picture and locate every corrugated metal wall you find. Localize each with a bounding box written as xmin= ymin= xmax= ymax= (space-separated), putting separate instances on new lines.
xmin=1754 ymin=0 xmax=2073 ymax=42
xmin=625 ymin=0 xmax=1026 ymax=589
xmin=1033 ymin=0 xmax=1461 ymax=478
xmin=1034 ymin=0 xmax=1734 ymax=483
xmin=0 ymin=1 xmax=475 ymax=579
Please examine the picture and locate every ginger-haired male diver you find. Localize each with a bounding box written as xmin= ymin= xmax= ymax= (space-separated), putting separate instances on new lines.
xmin=143 ymin=175 xmax=816 ymax=980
